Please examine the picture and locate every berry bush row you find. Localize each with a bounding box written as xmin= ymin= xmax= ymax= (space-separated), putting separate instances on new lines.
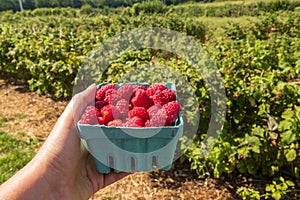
xmin=0 ymin=10 xmax=205 ymax=97
xmin=182 ymin=11 xmax=300 ymax=199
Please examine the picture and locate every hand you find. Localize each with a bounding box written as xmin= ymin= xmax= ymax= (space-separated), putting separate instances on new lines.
xmin=0 ymin=84 xmax=129 ymax=200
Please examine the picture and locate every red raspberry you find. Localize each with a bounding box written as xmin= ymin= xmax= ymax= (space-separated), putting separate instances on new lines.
xmin=97 ymin=117 xmax=106 ymax=125
xmin=162 ymin=89 xmax=176 ymax=102
xmin=163 ymin=101 xmax=181 ymax=116
xmin=147 ymin=105 xmax=162 ymax=118
xmin=116 ymin=99 xmax=130 ymax=119
xmin=80 ymin=106 xmax=100 ymax=125
xmin=98 ymin=105 xmax=120 ymax=125
xmin=145 ymin=114 xmax=166 ymax=127
xmin=151 ymin=90 xmax=169 ymax=106
xmin=104 ymin=89 xmax=119 ymax=104
xmin=165 ymin=113 xmax=178 ymax=126
xmin=129 ymin=107 xmax=149 ymax=122
xmin=124 ymin=116 xmax=143 ymax=127
xmin=95 ymin=84 xmax=116 ymax=101
xmin=107 ymin=119 xmax=123 ymax=127
xmin=95 ymin=101 xmax=107 ymax=111
xmin=117 ymin=84 xmax=134 ymax=101
xmin=131 ymin=89 xmax=154 ymax=109
xmin=85 ymin=106 xmax=100 ymax=114
xmin=129 ymin=102 xmax=134 ymax=110
xmin=132 ymin=85 xmax=148 ymax=98
xmin=133 ymin=85 xmax=147 ymax=93
xmin=146 ymin=84 xmax=167 ymax=97
xmin=155 ymin=101 xmax=180 ymax=126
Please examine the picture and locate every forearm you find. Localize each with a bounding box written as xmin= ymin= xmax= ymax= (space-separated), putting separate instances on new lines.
xmin=0 ymin=158 xmax=59 ymax=200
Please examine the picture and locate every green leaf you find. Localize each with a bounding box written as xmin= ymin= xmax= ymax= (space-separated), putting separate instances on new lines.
xmin=213 ymin=163 xmax=225 ymax=178
xmin=285 ymin=180 xmax=295 ymax=187
xmin=251 ymin=126 xmax=265 ymax=138
xmin=265 ymin=184 xmax=274 ymax=192
xmin=271 ymin=166 xmax=279 ymax=175
xmin=253 ymin=90 xmax=262 ymax=100
xmin=272 ymin=191 xmax=281 ymax=200
xmin=284 ymin=149 xmax=297 ymax=162
xmin=281 ymin=130 xmax=296 ymax=144
xmin=245 ymin=134 xmax=261 ymax=153
xmin=281 ymin=109 xmax=294 ymax=120
xmin=278 ymin=120 xmax=292 ymax=131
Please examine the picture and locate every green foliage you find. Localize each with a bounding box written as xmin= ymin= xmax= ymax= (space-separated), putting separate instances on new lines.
xmin=172 ymin=0 xmax=300 ymax=17
xmin=238 ymin=187 xmax=261 ymax=200
xmin=0 ymin=0 xmax=214 ymax=12
xmin=0 ymin=132 xmax=39 ymax=184
xmin=0 ymin=2 xmax=300 ymax=198
xmin=131 ymin=0 xmax=167 ymax=15
xmin=265 ymin=177 xmax=295 ymax=200
xmin=0 ymin=9 xmax=206 ymax=97
xmin=180 ymin=10 xmax=300 ymax=199
xmin=238 ymin=176 xmax=297 ymax=200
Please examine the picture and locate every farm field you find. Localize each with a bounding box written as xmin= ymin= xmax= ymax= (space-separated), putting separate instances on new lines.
xmin=1 ymin=0 xmax=300 ymax=199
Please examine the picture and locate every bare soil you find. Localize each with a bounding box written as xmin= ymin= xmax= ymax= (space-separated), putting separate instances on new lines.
xmin=0 ymin=75 xmax=241 ymax=199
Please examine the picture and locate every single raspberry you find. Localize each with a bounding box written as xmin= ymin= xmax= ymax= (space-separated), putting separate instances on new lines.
xmin=151 ymin=90 xmax=169 ymax=106
xmin=124 ymin=116 xmax=143 ymax=127
xmin=145 ymin=114 xmax=166 ymax=127
xmin=163 ymin=101 xmax=181 ymax=116
xmin=95 ymin=101 xmax=107 ymax=111
xmin=104 ymin=89 xmax=119 ymax=105
xmin=129 ymin=107 xmax=149 ymax=121
xmin=98 ymin=105 xmax=120 ymax=125
xmin=133 ymin=85 xmax=147 ymax=95
xmin=146 ymin=84 xmax=167 ymax=97
xmin=162 ymin=89 xmax=176 ymax=102
xmin=134 ymin=85 xmax=147 ymax=91
xmin=165 ymin=113 xmax=178 ymax=126
xmin=131 ymin=89 xmax=154 ymax=109
xmin=154 ymin=109 xmax=176 ymax=126
xmin=160 ymin=101 xmax=181 ymax=125
xmin=80 ymin=106 xmax=100 ymax=125
xmin=117 ymin=84 xmax=134 ymax=101
xmin=116 ymin=99 xmax=130 ymax=119
xmin=85 ymin=106 xmax=100 ymax=114
xmin=95 ymin=84 xmax=116 ymax=101
xmin=107 ymin=119 xmax=123 ymax=127
xmin=147 ymin=105 xmax=162 ymax=118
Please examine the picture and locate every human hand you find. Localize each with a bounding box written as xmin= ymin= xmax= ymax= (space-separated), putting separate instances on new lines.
xmin=0 ymin=84 xmax=129 ymax=200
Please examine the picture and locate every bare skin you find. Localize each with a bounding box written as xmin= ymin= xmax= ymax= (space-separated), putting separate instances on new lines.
xmin=0 ymin=84 xmax=128 ymax=200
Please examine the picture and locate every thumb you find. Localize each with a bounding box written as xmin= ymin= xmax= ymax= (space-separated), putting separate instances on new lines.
xmin=72 ymin=83 xmax=97 ymax=123
xmin=53 ymin=83 xmax=97 ymax=131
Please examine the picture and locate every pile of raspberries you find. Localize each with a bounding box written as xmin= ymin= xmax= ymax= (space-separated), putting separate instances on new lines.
xmin=79 ymin=83 xmax=181 ymax=127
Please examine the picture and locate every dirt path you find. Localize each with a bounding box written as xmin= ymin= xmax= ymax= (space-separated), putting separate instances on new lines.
xmin=0 ymin=77 xmax=238 ymax=199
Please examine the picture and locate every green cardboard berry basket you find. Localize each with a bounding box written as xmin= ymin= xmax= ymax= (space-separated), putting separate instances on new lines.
xmin=77 ymin=82 xmax=183 ymax=173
